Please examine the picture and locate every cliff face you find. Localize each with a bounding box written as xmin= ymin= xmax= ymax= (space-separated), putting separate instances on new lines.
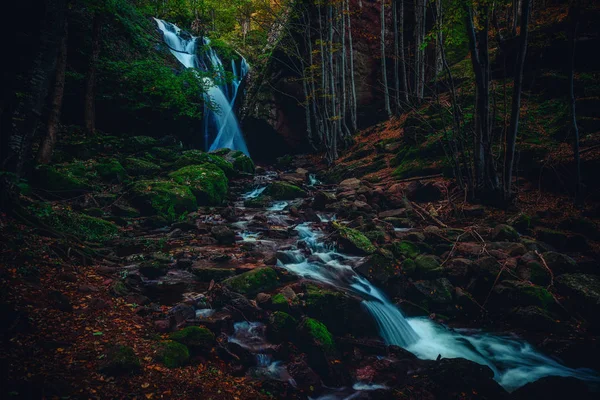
xmin=241 ymin=1 xmax=391 ymax=161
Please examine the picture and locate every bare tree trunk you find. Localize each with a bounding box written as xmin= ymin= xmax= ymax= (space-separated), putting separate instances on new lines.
xmin=346 ymin=0 xmax=358 ymax=131
xmin=503 ymin=0 xmax=530 ymax=199
xmin=434 ymin=0 xmax=443 ymax=76
xmin=381 ymin=0 xmax=392 ymax=118
xmin=414 ymin=0 xmax=426 ymax=102
xmin=329 ymin=3 xmax=338 ymax=160
xmin=569 ymin=1 xmax=583 ymax=207
xmin=84 ymin=14 xmax=101 ymax=136
xmin=3 ymin=0 xmax=67 ymax=177
xmin=38 ymin=17 xmax=68 ymax=165
xmin=393 ymin=0 xmax=401 ymax=112
xmin=341 ymin=0 xmax=351 ymax=140
xmin=399 ymin=0 xmax=409 ymax=103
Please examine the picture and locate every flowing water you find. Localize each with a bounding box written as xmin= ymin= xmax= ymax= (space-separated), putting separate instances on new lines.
xmin=274 ymin=221 xmax=598 ymax=391
xmin=154 ymin=19 xmax=250 ymax=155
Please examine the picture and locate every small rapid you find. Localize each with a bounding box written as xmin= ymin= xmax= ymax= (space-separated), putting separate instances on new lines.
xmin=276 ymin=221 xmax=598 ymax=391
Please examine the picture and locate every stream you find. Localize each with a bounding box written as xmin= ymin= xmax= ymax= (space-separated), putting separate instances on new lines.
xmin=232 ymin=174 xmax=598 ymax=397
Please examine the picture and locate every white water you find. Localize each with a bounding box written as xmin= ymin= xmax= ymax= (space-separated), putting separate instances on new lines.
xmin=277 ymin=222 xmax=598 ymax=391
xmin=154 ymin=19 xmax=250 ymax=156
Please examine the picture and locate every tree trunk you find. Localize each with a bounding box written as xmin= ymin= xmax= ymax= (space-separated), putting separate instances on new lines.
xmin=399 ymin=0 xmax=409 ymax=103
xmin=84 ymin=14 xmax=101 ymax=136
xmin=346 ymin=0 xmax=358 ymax=131
xmin=503 ymin=0 xmax=530 ymax=199
xmin=393 ymin=0 xmax=401 ymax=112
xmin=569 ymin=1 xmax=583 ymax=207
xmin=381 ymin=0 xmax=392 ymax=118
xmin=2 ymin=0 xmax=67 ymax=177
xmin=38 ymin=17 xmax=69 ymax=164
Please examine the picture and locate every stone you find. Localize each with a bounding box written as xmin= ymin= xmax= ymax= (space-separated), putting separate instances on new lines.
xmin=169 ymin=326 xmax=215 ymax=353
xmin=211 ymin=225 xmax=236 ymax=245
xmin=492 ymin=224 xmax=520 ymax=242
xmin=263 ymin=181 xmax=307 ymax=200
xmin=333 ymin=221 xmax=376 ymax=255
xmin=339 ymin=178 xmax=361 ymax=191
xmin=444 ymin=258 xmax=474 ymax=286
xmin=413 ymin=255 xmax=443 ymax=279
xmin=99 ymin=345 xmax=140 ymax=376
xmin=556 ymin=273 xmax=600 ymax=314
xmin=156 ymin=340 xmax=190 ymax=368
xmin=542 ymin=252 xmax=577 ymax=275
xmin=169 ymin=164 xmax=229 ymax=206
xmin=222 ymin=267 xmax=280 ymax=295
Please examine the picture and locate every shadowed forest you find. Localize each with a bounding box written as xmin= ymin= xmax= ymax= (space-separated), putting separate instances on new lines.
xmin=1 ymin=0 xmax=600 ymax=399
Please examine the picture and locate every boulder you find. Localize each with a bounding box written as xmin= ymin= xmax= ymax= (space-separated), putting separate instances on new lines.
xmin=169 ymin=326 xmax=215 ymax=353
xmin=129 ymin=180 xmax=196 ymax=219
xmin=267 ymin=311 xmax=298 ymax=342
xmin=555 ymin=273 xmax=600 ymax=316
xmin=263 ymin=181 xmax=307 ymax=200
xmin=99 ymin=345 xmax=141 ymax=376
xmin=156 ymin=340 xmax=190 ymax=368
xmin=492 ymin=224 xmax=520 ymax=242
xmin=169 ymin=164 xmax=228 ymax=205
xmin=211 ymin=225 xmax=236 ymax=245
xmin=413 ymin=255 xmax=443 ymax=279
xmin=222 ymin=267 xmax=280 ymax=295
xmin=333 ymin=222 xmax=376 ymax=255
xmin=542 ymin=252 xmax=577 ymax=275
xmin=123 ymin=157 xmax=160 ymax=176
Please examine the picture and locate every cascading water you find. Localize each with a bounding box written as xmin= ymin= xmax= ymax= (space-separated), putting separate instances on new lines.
xmin=275 ymin=221 xmax=598 ymax=391
xmin=153 ymin=18 xmax=250 ymax=156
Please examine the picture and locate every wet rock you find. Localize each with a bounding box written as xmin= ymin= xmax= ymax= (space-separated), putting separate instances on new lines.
xmin=379 ymin=208 xmax=409 ymax=218
xmin=413 ymin=255 xmax=443 ymax=279
xmin=339 ymin=178 xmax=362 ymax=191
xmin=287 ymin=356 xmax=323 ymax=394
xmin=542 ymin=252 xmax=577 ymax=275
xmin=488 ymin=280 xmax=555 ymax=310
xmin=170 ymin=326 xmax=215 ymax=354
xmin=264 ymin=181 xmax=307 ymax=200
xmin=211 ymin=225 xmax=236 ymax=245
xmin=409 ymin=278 xmax=455 ymax=308
xmin=99 ymin=345 xmax=141 ymax=376
xmin=255 ymin=292 xmax=271 ymax=305
xmin=312 ymin=191 xmax=337 ymax=211
xmin=492 ymin=224 xmax=520 ymax=242
xmin=222 ymin=267 xmax=280 ymax=295
xmin=333 ymin=221 xmax=376 ymax=255
xmin=168 ymin=304 xmax=195 ymax=326
xmin=510 ymin=306 xmax=562 ymax=332
xmin=154 ymin=319 xmax=171 ymax=333
xmin=156 ymin=340 xmax=190 ymax=368
xmin=444 ymin=258 xmax=474 ymax=286
xmin=267 ymin=311 xmax=298 ymax=342
xmin=355 ymin=252 xmax=399 ymax=286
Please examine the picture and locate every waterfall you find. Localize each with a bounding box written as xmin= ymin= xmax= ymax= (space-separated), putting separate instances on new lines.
xmin=273 ymin=221 xmax=598 ymax=391
xmin=153 ymin=18 xmax=250 ymax=156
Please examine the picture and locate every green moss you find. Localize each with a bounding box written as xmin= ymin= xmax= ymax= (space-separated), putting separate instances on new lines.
xmin=169 ymin=163 xmax=228 ymax=205
xmin=169 ymin=326 xmax=215 ymax=352
xmin=520 ymin=284 xmax=554 ymax=309
xmin=33 ymin=164 xmax=92 ymax=192
xmin=271 ymin=293 xmax=289 ymax=311
xmin=130 ymin=180 xmax=197 ymax=220
xmin=402 ymin=258 xmax=417 ymax=275
xmin=127 ymin=135 xmax=157 ymax=151
xmin=150 ymin=146 xmax=180 ymax=162
xmin=229 ymin=151 xmax=255 ymax=174
xmin=364 ymin=230 xmax=386 ymax=244
xmin=174 ymin=150 xmax=235 ymax=177
xmin=157 ymin=340 xmax=190 ymax=368
xmin=301 ymin=318 xmax=335 ymax=352
xmin=263 ymin=181 xmax=307 ymax=200
xmin=268 ymin=311 xmax=298 ymax=341
xmin=333 ymin=221 xmax=376 ymax=255
xmin=414 ymin=255 xmax=443 ymax=278
xmin=244 ymin=195 xmax=272 ymax=208
xmin=30 ymin=203 xmax=119 ymax=242
xmin=123 ymin=157 xmax=161 ymax=176
xmin=392 ymin=240 xmax=421 ymax=259
xmin=100 ymin=345 xmax=140 ymax=375
xmin=223 ymin=267 xmax=280 ymax=295
xmin=96 ymin=159 xmax=127 ymax=182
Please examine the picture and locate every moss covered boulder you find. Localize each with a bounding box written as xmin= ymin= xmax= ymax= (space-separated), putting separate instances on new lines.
xmin=169 ymin=164 xmax=228 ymax=205
xmin=99 ymin=345 xmax=141 ymax=376
xmin=123 ymin=157 xmax=161 ymax=176
xmin=150 ymin=146 xmax=180 ymax=162
xmin=223 ymin=267 xmax=280 ymax=295
xmin=333 ymin=221 xmax=376 ymax=255
xmin=96 ymin=159 xmax=127 ymax=182
xmin=129 ymin=180 xmax=197 ymax=219
xmin=32 ymin=203 xmax=119 ymax=242
xmin=213 ymin=149 xmax=255 ymax=174
xmin=33 ymin=164 xmax=91 ymax=193
xmin=170 ymin=326 xmax=215 ymax=353
xmin=392 ymin=240 xmax=421 ymax=259
xmin=244 ymin=195 xmax=272 ymax=208
xmin=267 ymin=311 xmax=298 ymax=342
xmin=156 ymin=340 xmax=190 ymax=368
xmin=263 ymin=181 xmax=306 ymax=200
xmin=127 ymin=135 xmax=157 ymax=151
xmin=355 ymin=252 xmax=399 ymax=286
xmin=489 ymin=280 xmax=555 ymax=310
xmin=298 ymin=317 xmax=335 ymax=353
xmin=414 ymin=254 xmax=443 ymax=279
xmin=174 ymin=149 xmax=235 ymax=177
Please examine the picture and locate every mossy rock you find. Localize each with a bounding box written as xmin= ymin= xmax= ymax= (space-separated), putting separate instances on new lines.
xmin=169 ymin=326 xmax=215 ymax=353
xmin=127 ymin=135 xmax=157 ymax=151
xmin=298 ymin=317 xmax=335 ymax=353
xmin=157 ymin=340 xmax=190 ymax=368
xmin=414 ymin=255 xmax=443 ymax=279
xmin=490 ymin=280 xmax=555 ymax=310
xmin=129 ymin=180 xmax=197 ymax=219
xmin=355 ymin=252 xmax=398 ymax=286
xmin=150 ymin=146 xmax=180 ymax=162
xmin=392 ymin=240 xmax=421 ymax=259
xmin=222 ymin=267 xmax=280 ymax=295
xmin=333 ymin=221 xmax=376 ymax=255
xmin=33 ymin=164 xmax=91 ymax=193
xmin=270 ymin=293 xmax=290 ymax=312
xmin=211 ymin=149 xmax=255 ymax=174
xmin=139 ymin=260 xmax=168 ymax=279
xmin=192 ymin=267 xmax=236 ymax=282
xmin=169 ymin=163 xmax=228 ymax=206
xmin=263 ymin=181 xmax=307 ymax=200
xmin=123 ymin=157 xmax=161 ymax=176
xmin=96 ymin=159 xmax=127 ymax=182
xmin=99 ymin=345 xmax=140 ymax=376
xmin=174 ymin=150 xmax=235 ymax=177
xmin=31 ymin=203 xmax=119 ymax=242
xmin=244 ymin=195 xmax=272 ymax=208
xmin=493 ymin=224 xmax=520 ymax=242
xmin=267 ymin=311 xmax=298 ymax=342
